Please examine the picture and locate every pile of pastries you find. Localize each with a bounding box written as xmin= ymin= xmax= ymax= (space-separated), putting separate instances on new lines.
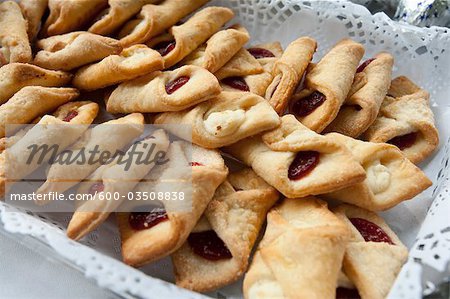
xmin=0 ymin=0 xmax=440 ymax=298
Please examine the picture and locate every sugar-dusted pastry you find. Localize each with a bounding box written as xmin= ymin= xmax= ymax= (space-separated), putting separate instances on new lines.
xmin=106 ymin=65 xmax=220 ymax=114
xmin=216 ymin=48 xmax=263 ymax=83
xmin=324 ymin=133 xmax=431 ymax=211
xmin=67 ymin=129 xmax=170 ymax=240
xmin=182 ymin=25 xmax=250 ymax=73
xmin=0 ymin=1 xmax=32 ymax=65
xmin=36 ymin=113 xmax=145 ymax=196
xmin=325 ymin=53 xmax=394 ymax=137
xmin=154 ymin=91 xmax=280 ymax=148
xmin=119 ymin=0 xmax=209 ymax=47
xmin=266 ymin=37 xmax=317 ymax=114
xmin=73 ymin=45 xmax=164 ymax=91
xmin=34 ymin=32 xmax=122 ymax=71
xmin=88 ymin=0 xmax=162 ymax=36
xmin=224 ymin=115 xmax=366 ymax=198
xmin=172 ymin=168 xmax=279 ymax=292
xmin=0 ymin=63 xmax=72 ymax=104
xmin=290 ymin=39 xmax=365 ymax=132
xmin=334 ymin=204 xmax=408 ymax=299
xmin=146 ymin=7 xmax=234 ymax=68
xmin=362 ymin=76 xmax=439 ymax=164
xmin=19 ymin=0 xmax=48 ymax=41
xmin=243 ymin=197 xmax=350 ymax=299
xmin=0 ymin=87 xmax=79 ymax=138
xmin=42 ymin=0 xmax=108 ymax=36
xmin=117 ymin=141 xmax=228 ymax=266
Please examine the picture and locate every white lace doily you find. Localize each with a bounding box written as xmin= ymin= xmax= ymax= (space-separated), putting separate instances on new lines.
xmin=1 ymin=1 xmax=450 ymax=298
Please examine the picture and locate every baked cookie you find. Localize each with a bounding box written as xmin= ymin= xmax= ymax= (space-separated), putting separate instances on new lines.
xmin=266 ymin=37 xmax=317 ymax=114
xmin=0 ymin=1 xmax=32 ymax=65
xmin=19 ymin=0 xmax=48 ymax=40
xmin=172 ymin=168 xmax=279 ymax=292
xmin=334 ymin=204 xmax=408 ymax=299
xmin=243 ymin=197 xmax=350 ymax=299
xmin=362 ymin=76 xmax=439 ymax=164
xmin=325 ymin=53 xmax=394 ymax=137
xmin=119 ymin=0 xmax=209 ymax=47
xmin=34 ymin=32 xmax=122 ymax=71
xmin=73 ymin=45 xmax=164 ymax=91
xmin=117 ymin=141 xmax=228 ymax=266
xmin=325 ymin=133 xmax=432 ymax=211
xmin=223 ymin=115 xmax=366 ymax=198
xmin=106 ymin=65 xmax=220 ymax=113
xmin=291 ymin=39 xmax=365 ymax=132
xmin=154 ymin=91 xmax=280 ymax=148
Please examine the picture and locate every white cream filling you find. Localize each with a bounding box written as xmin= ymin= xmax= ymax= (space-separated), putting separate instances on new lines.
xmin=204 ymin=109 xmax=246 ymax=137
xmin=366 ymin=161 xmax=391 ymax=194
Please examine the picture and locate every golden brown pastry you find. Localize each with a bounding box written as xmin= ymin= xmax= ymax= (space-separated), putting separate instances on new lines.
xmin=154 ymin=91 xmax=280 ymax=148
xmin=243 ymin=197 xmax=350 ymax=299
xmin=224 ymin=115 xmax=366 ymax=198
xmin=172 ymin=168 xmax=279 ymax=292
xmin=73 ymin=45 xmax=164 ymax=91
xmin=106 ymin=65 xmax=221 ymax=113
xmin=34 ymin=32 xmax=122 ymax=71
xmin=0 ymin=1 xmax=32 ymax=65
xmin=325 ymin=53 xmax=394 ymax=137
xmin=19 ymin=0 xmax=48 ymax=40
xmin=362 ymin=76 xmax=439 ymax=164
xmin=215 ymin=48 xmax=263 ymax=82
xmin=290 ymin=39 xmax=365 ymax=132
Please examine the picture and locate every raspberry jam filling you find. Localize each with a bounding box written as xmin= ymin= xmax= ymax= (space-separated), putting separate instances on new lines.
xmin=221 ymin=76 xmax=250 ymax=92
xmin=356 ymin=58 xmax=376 ymax=73
xmin=188 ymin=230 xmax=232 ymax=260
xmin=288 ymin=151 xmax=320 ymax=180
xmin=247 ymin=47 xmax=275 ymax=59
xmin=165 ymin=76 xmax=190 ymax=94
xmin=336 ymin=287 xmax=361 ymax=299
xmin=350 ymin=218 xmax=394 ymax=244
xmin=88 ymin=182 xmax=104 ymax=195
xmin=154 ymin=40 xmax=176 ymax=56
xmin=291 ymin=91 xmax=326 ymax=117
xmin=189 ymin=162 xmax=204 ymax=166
xmin=128 ymin=207 xmax=168 ymax=231
xmin=63 ymin=110 xmax=78 ymax=122
xmin=387 ymin=132 xmax=417 ymax=150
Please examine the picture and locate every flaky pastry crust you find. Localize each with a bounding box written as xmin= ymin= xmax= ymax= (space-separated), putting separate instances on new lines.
xmin=19 ymin=0 xmax=48 ymax=40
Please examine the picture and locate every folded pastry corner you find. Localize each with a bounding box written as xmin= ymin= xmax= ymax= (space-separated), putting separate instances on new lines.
xmin=362 ymin=76 xmax=439 ymax=164
xmin=243 ymin=197 xmax=350 ymax=299
xmin=18 ymin=0 xmax=48 ymax=40
xmin=52 ymin=101 xmax=100 ymax=125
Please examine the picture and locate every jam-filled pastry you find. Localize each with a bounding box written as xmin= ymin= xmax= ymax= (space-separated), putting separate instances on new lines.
xmin=73 ymin=45 xmax=164 ymax=91
xmin=243 ymin=197 xmax=350 ymax=299
xmin=0 ymin=1 xmax=32 ymax=65
xmin=88 ymin=0 xmax=162 ymax=36
xmin=0 ymin=87 xmax=79 ymax=138
xmin=154 ymin=91 xmax=280 ymax=148
xmin=172 ymin=168 xmax=279 ymax=292
xmin=106 ymin=65 xmax=220 ymax=113
xmin=362 ymin=76 xmax=439 ymax=164
xmin=146 ymin=7 xmax=234 ymax=68
xmin=41 ymin=0 xmax=108 ymax=37
xmin=67 ymin=129 xmax=170 ymax=240
xmin=325 ymin=133 xmax=432 ymax=211
xmin=324 ymin=53 xmax=394 ymax=137
xmin=117 ymin=141 xmax=228 ymax=266
xmin=266 ymin=37 xmax=317 ymax=114
xmin=182 ymin=25 xmax=250 ymax=73
xmin=224 ymin=115 xmax=366 ymax=198
xmin=18 ymin=0 xmax=48 ymax=40
xmin=34 ymin=32 xmax=122 ymax=71
xmin=333 ymin=204 xmax=408 ymax=299
xmin=36 ymin=113 xmax=145 ymax=195
xmin=0 ymin=63 xmax=72 ymax=104
xmin=119 ymin=0 xmax=209 ymax=47
xmin=291 ymin=39 xmax=365 ymax=132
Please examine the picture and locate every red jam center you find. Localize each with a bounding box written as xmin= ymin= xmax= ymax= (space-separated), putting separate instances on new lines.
xmin=189 ymin=162 xmax=204 ymax=166
xmin=387 ymin=132 xmax=417 ymax=151
xmin=247 ymin=47 xmax=275 ymax=59
xmin=291 ymin=91 xmax=326 ymax=117
xmin=154 ymin=40 xmax=176 ymax=56
xmin=128 ymin=207 xmax=168 ymax=231
xmin=165 ymin=76 xmax=190 ymax=94
xmin=88 ymin=182 xmax=104 ymax=195
xmin=350 ymin=218 xmax=394 ymax=244
xmin=356 ymin=58 xmax=376 ymax=73
xmin=63 ymin=110 xmax=78 ymax=122
xmin=187 ymin=230 xmax=232 ymax=261
xmin=221 ymin=76 xmax=250 ymax=92
xmin=288 ymin=151 xmax=320 ymax=180
xmin=336 ymin=287 xmax=361 ymax=299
